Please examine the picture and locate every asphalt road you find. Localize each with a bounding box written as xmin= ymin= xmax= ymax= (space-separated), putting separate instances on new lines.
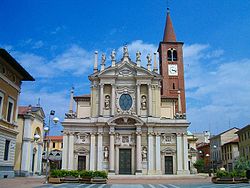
xmin=35 ymin=183 xmax=250 ymax=188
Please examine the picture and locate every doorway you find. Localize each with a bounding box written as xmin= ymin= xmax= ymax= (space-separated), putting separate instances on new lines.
xmin=165 ymin=156 xmax=173 ymax=174
xmin=119 ymin=149 xmax=132 ymax=174
xmin=78 ymin=156 xmax=86 ymax=170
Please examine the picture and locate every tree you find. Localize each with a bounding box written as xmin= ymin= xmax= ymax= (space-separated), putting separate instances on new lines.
xmin=234 ymin=157 xmax=250 ymax=177
xmin=193 ymin=159 xmax=205 ymax=173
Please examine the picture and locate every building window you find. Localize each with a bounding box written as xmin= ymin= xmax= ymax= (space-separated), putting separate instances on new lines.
xmin=167 ymin=48 xmax=178 ymax=61
xmin=53 ymin=142 xmax=56 ymax=148
xmin=4 ymin=140 xmax=10 ymax=160
xmin=61 ymin=143 xmax=63 ymax=148
xmin=6 ymin=97 xmax=14 ymax=123
xmin=173 ymin=83 xmax=175 ymax=89
xmin=0 ymin=91 xmax=4 ymax=117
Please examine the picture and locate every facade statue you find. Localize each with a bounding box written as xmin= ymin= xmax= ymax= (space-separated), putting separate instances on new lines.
xmin=111 ymin=50 xmax=116 ymax=61
xmin=141 ymin=95 xmax=147 ymax=110
xmin=104 ymin=146 xmax=109 ymax=160
xmin=146 ymin=53 xmax=152 ymax=64
xmin=142 ymin=147 xmax=147 ymax=161
xmin=136 ymin=51 xmax=141 ymax=62
xmin=123 ymin=45 xmax=129 ymax=57
xmin=101 ymin=54 xmax=106 ymax=64
xmin=104 ymin=95 xmax=110 ymax=109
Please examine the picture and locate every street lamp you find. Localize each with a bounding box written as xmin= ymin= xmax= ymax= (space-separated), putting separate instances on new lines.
xmin=44 ymin=110 xmax=59 ymax=184
xmin=34 ymin=134 xmax=40 ymax=141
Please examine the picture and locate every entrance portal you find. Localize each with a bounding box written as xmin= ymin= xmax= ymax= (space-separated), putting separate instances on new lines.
xmin=119 ymin=149 xmax=131 ymax=174
xmin=78 ymin=156 xmax=86 ymax=170
xmin=165 ymin=156 xmax=173 ymax=174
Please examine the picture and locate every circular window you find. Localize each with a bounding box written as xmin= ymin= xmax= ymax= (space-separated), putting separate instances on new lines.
xmin=119 ymin=94 xmax=132 ymax=111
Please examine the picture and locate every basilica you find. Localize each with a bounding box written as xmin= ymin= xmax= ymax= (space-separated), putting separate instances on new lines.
xmin=62 ymin=10 xmax=190 ymax=175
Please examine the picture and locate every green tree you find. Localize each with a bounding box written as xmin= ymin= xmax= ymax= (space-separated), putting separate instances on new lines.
xmin=193 ymin=159 xmax=205 ymax=173
xmin=234 ymin=157 xmax=250 ymax=177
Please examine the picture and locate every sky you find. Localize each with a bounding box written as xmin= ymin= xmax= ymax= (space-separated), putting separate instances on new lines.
xmin=1 ymin=0 xmax=250 ymax=136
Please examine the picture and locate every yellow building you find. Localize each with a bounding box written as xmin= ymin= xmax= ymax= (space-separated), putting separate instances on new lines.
xmin=0 ymin=48 xmax=34 ymax=178
xmin=14 ymin=106 xmax=45 ymax=176
xmin=42 ymin=136 xmax=63 ymax=172
xmin=236 ymin=124 xmax=250 ymax=160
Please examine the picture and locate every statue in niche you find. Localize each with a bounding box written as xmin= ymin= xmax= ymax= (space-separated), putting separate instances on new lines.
xmin=104 ymin=95 xmax=110 ymax=109
xmin=141 ymin=95 xmax=147 ymax=110
xmin=142 ymin=147 xmax=147 ymax=161
xmin=115 ymin=133 xmax=121 ymax=144
xmin=111 ymin=50 xmax=116 ymax=61
xmin=136 ymin=51 xmax=141 ymax=62
xmin=103 ymin=146 xmax=109 ymax=160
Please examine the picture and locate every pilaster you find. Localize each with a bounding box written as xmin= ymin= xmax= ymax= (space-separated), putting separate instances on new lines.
xmin=148 ymin=84 xmax=152 ymax=116
xmin=137 ymin=84 xmax=141 ymax=116
xmin=109 ymin=131 xmax=115 ymax=174
xmin=176 ymin=133 xmax=183 ymax=174
xmin=62 ymin=132 xmax=69 ymax=169
xmin=97 ymin=132 xmax=103 ymax=170
xmin=111 ymin=84 xmax=115 ymax=116
xmin=147 ymin=132 xmax=154 ymax=174
xmin=99 ymin=84 xmax=104 ymax=116
xmin=68 ymin=132 xmax=74 ymax=170
xmin=136 ymin=130 xmax=142 ymax=174
xmin=90 ymin=133 xmax=96 ymax=170
xmin=155 ymin=132 xmax=161 ymax=174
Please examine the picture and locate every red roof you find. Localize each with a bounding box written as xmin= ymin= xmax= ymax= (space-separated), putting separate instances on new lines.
xmin=18 ymin=106 xmax=30 ymax=115
xmin=163 ymin=10 xmax=177 ymax=42
xmin=44 ymin=136 xmax=63 ymax=141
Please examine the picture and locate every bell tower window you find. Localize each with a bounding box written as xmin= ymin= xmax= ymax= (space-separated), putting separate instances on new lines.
xmin=167 ymin=48 xmax=177 ymax=61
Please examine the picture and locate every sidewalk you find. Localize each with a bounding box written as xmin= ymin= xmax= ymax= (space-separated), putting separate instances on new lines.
xmin=0 ymin=174 xmax=211 ymax=188
xmin=0 ymin=176 xmax=45 ymax=188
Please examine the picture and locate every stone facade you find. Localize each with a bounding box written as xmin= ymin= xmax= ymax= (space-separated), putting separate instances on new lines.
xmin=236 ymin=124 xmax=250 ymax=160
xmin=62 ymin=10 xmax=190 ymax=175
xmin=0 ymin=48 xmax=34 ymax=178
xmin=14 ymin=106 xmax=45 ymax=176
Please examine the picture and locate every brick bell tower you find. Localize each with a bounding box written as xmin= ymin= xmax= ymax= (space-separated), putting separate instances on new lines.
xmin=158 ymin=8 xmax=186 ymax=114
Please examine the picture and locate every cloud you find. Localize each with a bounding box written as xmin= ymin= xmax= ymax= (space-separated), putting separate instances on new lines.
xmin=184 ymin=44 xmax=250 ymax=134
xmin=12 ymin=45 xmax=93 ymax=78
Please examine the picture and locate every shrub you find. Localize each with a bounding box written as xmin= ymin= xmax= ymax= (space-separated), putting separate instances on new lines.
xmin=79 ymin=170 xmax=93 ymax=178
xmin=50 ymin=169 xmax=64 ymax=178
xmin=93 ymin=171 xmax=108 ymax=179
xmin=69 ymin=170 xmax=79 ymax=177
xmin=216 ymin=169 xmax=230 ymax=178
xmin=193 ymin=159 xmax=205 ymax=173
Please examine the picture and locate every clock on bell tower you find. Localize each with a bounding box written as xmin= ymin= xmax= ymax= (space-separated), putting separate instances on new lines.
xmin=158 ymin=8 xmax=186 ymax=114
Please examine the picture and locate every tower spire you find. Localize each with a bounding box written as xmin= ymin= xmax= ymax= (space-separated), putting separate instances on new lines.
xmin=163 ymin=8 xmax=176 ymax=42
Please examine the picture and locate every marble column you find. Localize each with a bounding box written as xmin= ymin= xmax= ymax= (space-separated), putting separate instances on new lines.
xmin=68 ymin=133 xmax=74 ymax=170
xmin=183 ymin=133 xmax=189 ymax=174
xmin=97 ymin=133 xmax=103 ymax=170
xmin=148 ymin=132 xmax=154 ymax=174
xmin=99 ymin=84 xmax=104 ymax=116
xmin=109 ymin=132 xmax=115 ymax=173
xmin=136 ymin=131 xmax=142 ymax=174
xmin=90 ymin=133 xmax=96 ymax=170
xmin=155 ymin=133 xmax=161 ymax=174
xmin=62 ymin=132 xmax=68 ymax=169
xmin=111 ymin=84 xmax=115 ymax=116
xmin=148 ymin=84 xmax=152 ymax=116
xmin=176 ymin=133 xmax=183 ymax=174
xmin=137 ymin=84 xmax=141 ymax=116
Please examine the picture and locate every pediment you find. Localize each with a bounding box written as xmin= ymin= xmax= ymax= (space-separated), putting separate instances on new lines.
xmin=98 ymin=59 xmax=159 ymax=78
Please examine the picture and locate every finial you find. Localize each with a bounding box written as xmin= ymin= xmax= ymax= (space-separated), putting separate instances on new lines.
xmin=167 ymin=0 xmax=170 ymax=13
xmin=94 ymin=51 xmax=98 ymax=73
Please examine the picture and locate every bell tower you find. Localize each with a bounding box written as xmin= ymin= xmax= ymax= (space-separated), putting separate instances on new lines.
xmin=158 ymin=8 xmax=186 ymax=114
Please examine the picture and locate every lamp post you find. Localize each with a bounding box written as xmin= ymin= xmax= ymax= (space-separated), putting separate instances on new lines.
xmin=212 ymin=145 xmax=217 ymax=173
xmin=44 ymin=110 xmax=59 ymax=184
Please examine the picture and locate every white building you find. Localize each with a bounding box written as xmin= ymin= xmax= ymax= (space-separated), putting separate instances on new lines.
xmin=62 ymin=9 xmax=190 ymax=175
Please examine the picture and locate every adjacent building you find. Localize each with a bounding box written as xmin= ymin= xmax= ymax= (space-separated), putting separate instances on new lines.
xmin=0 ymin=49 xmax=34 ymax=178
xmin=187 ymin=131 xmax=198 ymax=174
xmin=221 ymin=138 xmax=239 ymax=171
xmin=42 ymin=136 xmax=63 ymax=172
xmin=196 ymin=142 xmax=210 ymax=171
xmin=62 ymin=9 xmax=191 ymax=175
xmin=236 ymin=124 xmax=250 ymax=160
xmin=14 ymin=105 xmax=45 ymax=176
xmin=209 ymin=127 xmax=239 ymax=170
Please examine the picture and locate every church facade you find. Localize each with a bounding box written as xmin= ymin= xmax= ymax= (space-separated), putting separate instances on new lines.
xmin=62 ymin=10 xmax=190 ymax=175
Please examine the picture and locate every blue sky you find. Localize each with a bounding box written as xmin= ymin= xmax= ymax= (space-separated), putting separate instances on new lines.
xmin=1 ymin=0 xmax=250 ymax=135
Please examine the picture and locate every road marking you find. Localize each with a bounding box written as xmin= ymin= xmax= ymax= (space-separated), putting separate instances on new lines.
xmin=168 ymin=184 xmax=180 ymax=188
xmin=159 ymin=184 xmax=169 ymax=188
xmin=148 ymin=184 xmax=156 ymax=188
xmin=84 ymin=184 xmax=96 ymax=188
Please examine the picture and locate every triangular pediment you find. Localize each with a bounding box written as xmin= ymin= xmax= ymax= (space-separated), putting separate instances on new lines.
xmin=97 ymin=58 xmax=159 ymax=78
